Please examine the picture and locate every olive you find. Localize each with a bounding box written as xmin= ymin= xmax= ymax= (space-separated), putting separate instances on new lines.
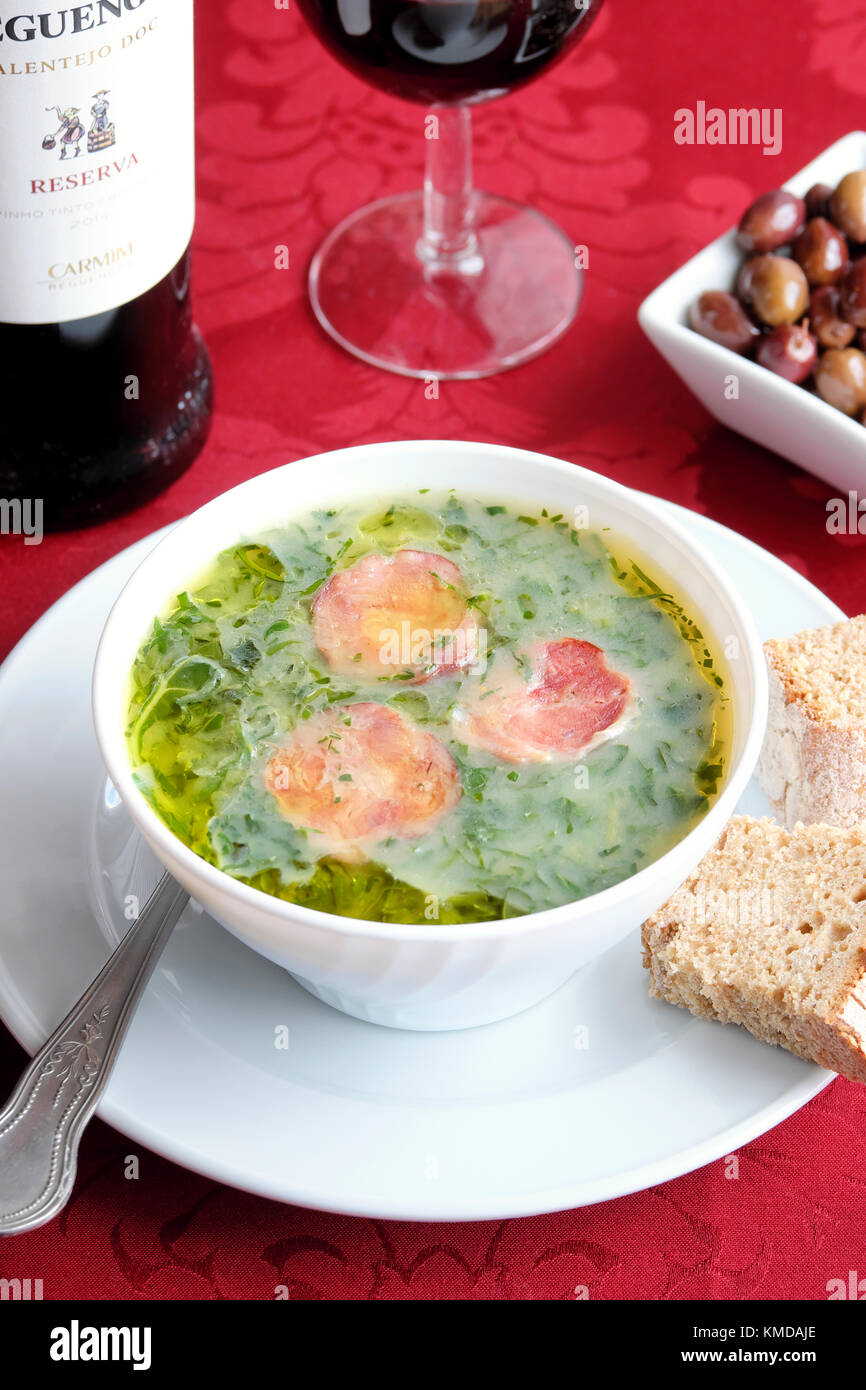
xmin=736 ymin=255 xmax=810 ymax=326
xmin=756 ymin=323 xmax=818 ymax=383
xmin=689 ymin=290 xmax=760 ymax=353
xmin=794 ymin=218 xmax=849 ymax=286
xmin=737 ymin=191 xmax=806 ymax=253
xmin=830 ymin=171 xmax=866 ymax=243
xmin=814 ymin=347 xmax=866 ymax=416
xmin=805 ymin=182 xmax=834 ymax=219
xmin=839 ymin=258 xmax=866 ymax=327
xmin=810 ymin=285 xmax=857 ymax=349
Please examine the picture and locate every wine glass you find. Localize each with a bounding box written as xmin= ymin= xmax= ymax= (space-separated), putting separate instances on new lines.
xmin=297 ymin=0 xmax=605 ymax=378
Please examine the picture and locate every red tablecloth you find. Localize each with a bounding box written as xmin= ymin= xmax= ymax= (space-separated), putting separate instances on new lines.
xmin=2 ymin=0 xmax=866 ymax=1300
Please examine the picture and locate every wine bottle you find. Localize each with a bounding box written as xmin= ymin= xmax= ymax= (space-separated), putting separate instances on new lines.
xmin=0 ymin=0 xmax=213 ymax=530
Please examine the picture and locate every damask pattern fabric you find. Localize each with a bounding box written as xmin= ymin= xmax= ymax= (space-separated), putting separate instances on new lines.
xmin=1 ymin=0 xmax=865 ymax=1299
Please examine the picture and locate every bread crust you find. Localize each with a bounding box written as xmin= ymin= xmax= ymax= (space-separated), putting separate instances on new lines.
xmin=758 ymin=619 xmax=866 ymax=829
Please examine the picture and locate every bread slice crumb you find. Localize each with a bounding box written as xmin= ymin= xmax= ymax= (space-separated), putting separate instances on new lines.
xmin=641 ymin=815 xmax=866 ymax=1083
xmin=759 ymin=613 xmax=866 ymax=828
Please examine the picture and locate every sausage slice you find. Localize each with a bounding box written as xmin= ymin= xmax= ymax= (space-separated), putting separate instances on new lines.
xmin=265 ymin=701 xmax=460 ymax=861
xmin=453 ymin=638 xmax=631 ymax=764
xmin=312 ymin=549 xmax=480 ymax=681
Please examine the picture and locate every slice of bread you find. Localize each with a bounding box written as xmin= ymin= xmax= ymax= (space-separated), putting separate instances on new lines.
xmin=759 ymin=613 xmax=866 ymax=828
xmin=641 ymin=815 xmax=866 ymax=1083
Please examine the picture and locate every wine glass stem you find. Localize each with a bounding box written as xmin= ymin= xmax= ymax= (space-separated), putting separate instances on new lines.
xmin=420 ymin=105 xmax=481 ymax=269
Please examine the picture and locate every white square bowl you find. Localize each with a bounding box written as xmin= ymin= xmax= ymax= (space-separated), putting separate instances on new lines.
xmin=638 ymin=131 xmax=866 ymax=494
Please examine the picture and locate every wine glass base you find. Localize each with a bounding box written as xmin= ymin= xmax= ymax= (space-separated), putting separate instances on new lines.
xmin=308 ymin=191 xmax=582 ymax=380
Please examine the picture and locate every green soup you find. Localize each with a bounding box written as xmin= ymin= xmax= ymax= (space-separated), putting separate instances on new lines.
xmin=126 ymin=493 xmax=730 ymax=923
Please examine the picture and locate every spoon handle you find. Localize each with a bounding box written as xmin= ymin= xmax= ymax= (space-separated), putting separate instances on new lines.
xmin=0 ymin=872 xmax=188 ymax=1235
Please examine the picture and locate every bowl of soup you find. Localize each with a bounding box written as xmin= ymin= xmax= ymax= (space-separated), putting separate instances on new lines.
xmin=92 ymin=441 xmax=767 ymax=1030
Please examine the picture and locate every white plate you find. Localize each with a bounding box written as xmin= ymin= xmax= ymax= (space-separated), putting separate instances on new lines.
xmin=638 ymin=131 xmax=866 ymax=494
xmin=0 ymin=503 xmax=843 ymax=1220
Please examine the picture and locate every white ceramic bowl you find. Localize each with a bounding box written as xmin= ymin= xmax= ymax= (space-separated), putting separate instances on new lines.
xmin=92 ymin=441 xmax=768 ymax=1031
xmin=638 ymin=130 xmax=866 ymax=494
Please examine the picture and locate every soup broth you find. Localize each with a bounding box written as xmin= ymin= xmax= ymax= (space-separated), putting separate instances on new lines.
xmin=126 ymin=493 xmax=731 ymax=923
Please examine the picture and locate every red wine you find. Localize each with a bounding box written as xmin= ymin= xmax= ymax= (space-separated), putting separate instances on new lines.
xmin=297 ymin=0 xmax=603 ymax=105
xmin=0 ymin=252 xmax=212 ymax=530
xmin=0 ymin=1 xmax=212 ymax=531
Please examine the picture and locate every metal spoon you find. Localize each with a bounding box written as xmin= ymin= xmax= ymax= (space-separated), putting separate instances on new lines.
xmin=0 ymin=873 xmax=189 ymax=1235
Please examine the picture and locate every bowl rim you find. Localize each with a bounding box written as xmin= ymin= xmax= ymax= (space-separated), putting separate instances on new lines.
xmin=92 ymin=439 xmax=769 ymax=943
xmin=637 ymin=128 xmax=866 ymax=449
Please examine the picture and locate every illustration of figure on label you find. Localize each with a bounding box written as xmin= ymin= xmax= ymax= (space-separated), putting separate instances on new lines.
xmin=42 ymin=106 xmax=85 ymax=159
xmin=87 ymin=91 xmax=116 ymax=153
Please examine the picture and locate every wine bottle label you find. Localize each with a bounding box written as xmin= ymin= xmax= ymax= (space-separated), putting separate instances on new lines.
xmin=0 ymin=0 xmax=195 ymax=325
